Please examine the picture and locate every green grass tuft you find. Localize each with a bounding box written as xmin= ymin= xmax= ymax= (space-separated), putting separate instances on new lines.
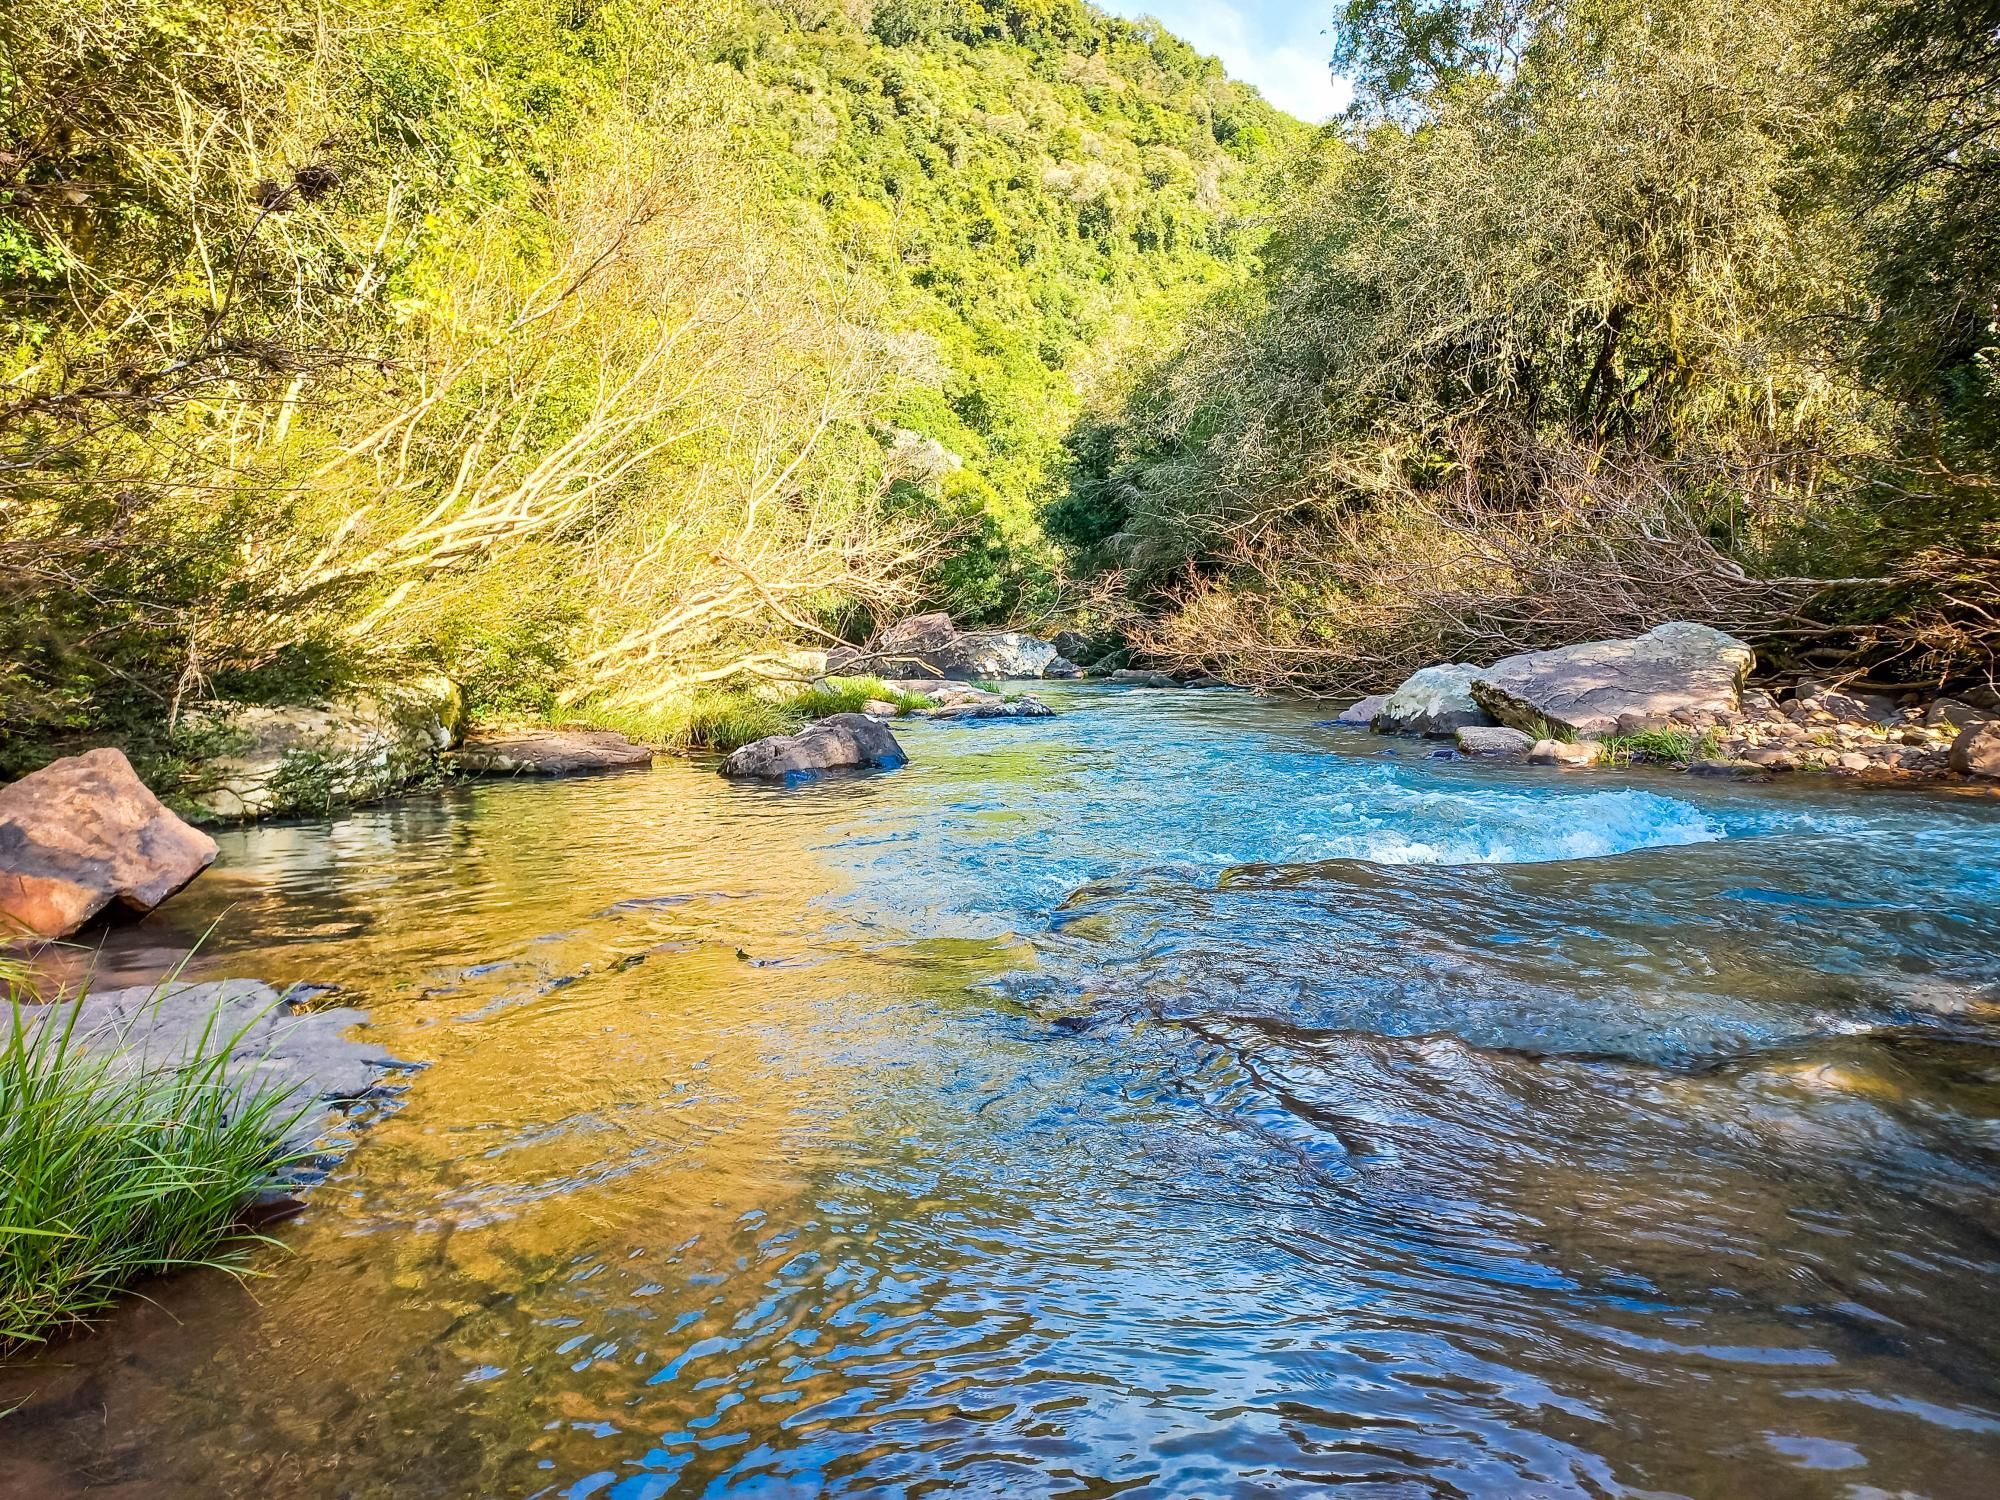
xmin=0 ymin=959 xmax=310 ymax=1348
xmin=567 ymin=677 xmax=936 ymax=755
xmin=1601 ymin=727 xmax=1723 ymax=765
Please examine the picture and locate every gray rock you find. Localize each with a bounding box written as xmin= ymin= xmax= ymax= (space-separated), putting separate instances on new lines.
xmin=1044 ymin=656 xmax=1084 ymax=679
xmin=0 ymin=748 xmax=218 ymax=940
xmin=861 ymin=699 xmax=900 ymax=718
xmin=1739 ymin=747 xmax=1802 ymax=771
xmin=1926 ymin=698 xmax=1983 ymax=731
xmin=447 ymin=727 xmax=652 ymax=776
xmin=1688 ymin=758 xmax=1768 ymax=778
xmin=1455 ymin=725 xmax=1536 ymax=759
xmin=185 ymin=677 xmax=463 ymax=821
xmin=1377 ymin=664 xmax=1492 ymax=736
xmin=1335 ymin=693 xmax=1390 ymax=727
xmin=1108 ymin=669 xmax=1179 ymax=687
xmin=919 ymin=696 xmax=1054 ymax=720
xmin=21 ymin=979 xmax=414 ymax=1158
xmin=1469 ymin=623 xmax=1754 ymax=737
xmin=718 ymin=713 xmax=908 ymax=781
xmin=1949 ymin=721 xmax=2000 ymax=779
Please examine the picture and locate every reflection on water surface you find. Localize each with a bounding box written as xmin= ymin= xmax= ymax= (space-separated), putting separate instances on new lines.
xmin=4 ymin=685 xmax=1999 ymax=1498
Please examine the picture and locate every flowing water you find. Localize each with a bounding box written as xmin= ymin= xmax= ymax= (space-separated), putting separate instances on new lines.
xmin=5 ymin=685 xmax=2000 ymax=1498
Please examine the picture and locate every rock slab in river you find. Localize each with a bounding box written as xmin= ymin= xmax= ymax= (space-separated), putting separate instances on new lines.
xmin=0 ymin=748 xmax=217 ymax=940
xmin=1950 ymin=721 xmax=2000 ymax=779
xmin=1377 ymin=664 xmax=1493 ymax=736
xmin=1469 ymin=623 xmax=1754 ymax=737
xmin=449 ymin=727 xmax=653 ymax=776
xmin=1335 ymin=694 xmax=1389 ymax=727
xmin=24 ymin=979 xmax=414 ymax=1157
xmin=1456 ymin=725 xmax=1536 ymax=759
xmin=719 ymin=713 xmax=908 ymax=781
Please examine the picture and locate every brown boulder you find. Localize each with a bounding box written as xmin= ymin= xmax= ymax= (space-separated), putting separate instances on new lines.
xmin=0 ymin=748 xmax=217 ymax=940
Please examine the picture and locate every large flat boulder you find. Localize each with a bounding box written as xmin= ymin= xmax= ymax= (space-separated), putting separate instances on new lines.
xmin=919 ymin=696 xmax=1054 ymax=720
xmin=22 ymin=979 xmax=414 ymax=1157
xmin=0 ymin=748 xmax=217 ymax=940
xmin=1470 ymin=623 xmax=1754 ymax=737
xmin=718 ymin=713 xmax=908 ymax=781
xmin=448 ymin=727 xmax=652 ymax=776
xmin=835 ymin=613 xmax=1064 ymax=681
xmin=1455 ymin=725 xmax=1536 ymax=759
xmin=1376 ymin=664 xmax=1492 ymax=736
xmin=186 ymin=676 xmax=463 ymax=820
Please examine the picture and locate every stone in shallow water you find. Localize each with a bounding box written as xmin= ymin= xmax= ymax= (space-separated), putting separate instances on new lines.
xmin=0 ymin=748 xmax=216 ymax=939
xmin=1470 ymin=622 xmax=1754 ymax=737
xmin=448 ymin=727 xmax=652 ymax=776
xmin=718 ymin=713 xmax=908 ymax=781
xmin=21 ymin=979 xmax=414 ymax=1159
xmin=918 ymin=696 xmax=1054 ymax=720
xmin=1456 ymin=725 xmax=1536 ymax=759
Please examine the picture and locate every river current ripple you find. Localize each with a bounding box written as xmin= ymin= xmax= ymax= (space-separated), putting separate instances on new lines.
xmin=5 ymin=685 xmax=1999 ymax=1498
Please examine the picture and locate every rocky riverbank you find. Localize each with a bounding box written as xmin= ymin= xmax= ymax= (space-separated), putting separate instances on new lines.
xmin=1344 ymin=622 xmax=2000 ymax=785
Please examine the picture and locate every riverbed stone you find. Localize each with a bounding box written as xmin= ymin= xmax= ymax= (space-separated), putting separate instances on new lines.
xmin=185 ymin=677 xmax=463 ymax=821
xmin=447 ymin=727 xmax=652 ymax=776
xmin=1377 ymin=664 xmax=1492 ymax=737
xmin=1336 ymin=694 xmax=1390 ymax=727
xmin=21 ymin=978 xmax=414 ymax=1158
xmin=719 ymin=713 xmax=908 ymax=781
xmin=919 ymin=696 xmax=1054 ymax=720
xmin=1469 ymin=623 xmax=1754 ymax=737
xmin=856 ymin=612 xmax=1062 ymax=680
xmin=1107 ymin=668 xmax=1180 ymax=687
xmin=1456 ymin=725 xmax=1536 ymax=759
xmin=0 ymin=748 xmax=218 ymax=941
xmin=1949 ymin=721 xmax=2000 ymax=779
xmin=1528 ymin=738 xmax=1603 ymax=767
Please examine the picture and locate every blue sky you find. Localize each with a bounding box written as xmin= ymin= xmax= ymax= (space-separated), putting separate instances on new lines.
xmin=1104 ymin=2 xmax=1352 ymax=122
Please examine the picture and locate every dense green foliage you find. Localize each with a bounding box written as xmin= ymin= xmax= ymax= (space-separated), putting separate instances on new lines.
xmin=1062 ymin=0 xmax=1999 ymax=691
xmin=0 ymin=0 xmax=1288 ymax=776
xmin=0 ymin=962 xmax=306 ymax=1345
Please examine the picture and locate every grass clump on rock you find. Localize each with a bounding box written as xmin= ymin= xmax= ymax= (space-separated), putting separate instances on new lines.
xmin=0 ymin=960 xmax=307 ymax=1347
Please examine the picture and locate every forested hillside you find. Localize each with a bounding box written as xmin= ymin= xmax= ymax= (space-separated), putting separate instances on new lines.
xmin=1059 ymin=0 xmax=2000 ymax=693
xmin=0 ymin=0 xmax=1290 ymax=770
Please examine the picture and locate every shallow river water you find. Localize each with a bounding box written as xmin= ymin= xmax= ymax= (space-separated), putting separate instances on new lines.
xmin=5 ymin=684 xmax=2000 ymax=1498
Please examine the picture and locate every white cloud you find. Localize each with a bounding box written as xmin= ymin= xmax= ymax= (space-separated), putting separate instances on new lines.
xmin=1107 ymin=2 xmax=1352 ymax=123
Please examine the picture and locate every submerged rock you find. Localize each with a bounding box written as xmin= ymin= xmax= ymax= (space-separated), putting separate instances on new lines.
xmin=23 ymin=978 xmax=414 ymax=1158
xmin=1950 ymin=721 xmax=2000 ymax=779
xmin=1376 ymin=664 xmax=1492 ymax=737
xmin=448 ymin=727 xmax=652 ymax=776
xmin=719 ymin=713 xmax=908 ymax=781
xmin=1469 ymin=623 xmax=1754 ymax=737
xmin=919 ymin=696 xmax=1054 ymax=720
xmin=1335 ymin=693 xmax=1389 ymax=727
xmin=1106 ymin=669 xmax=1179 ymax=687
xmin=0 ymin=748 xmax=217 ymax=940
xmin=1528 ymin=738 xmax=1604 ymax=767
xmin=1455 ymin=725 xmax=1536 ymax=759
xmin=185 ymin=677 xmax=463 ymax=821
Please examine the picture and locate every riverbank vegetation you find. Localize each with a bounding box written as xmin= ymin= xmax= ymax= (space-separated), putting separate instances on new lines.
xmin=1055 ymin=0 xmax=1999 ymax=694
xmin=0 ymin=961 xmax=305 ymax=1346
xmin=1 ymin=0 xmax=1289 ymax=783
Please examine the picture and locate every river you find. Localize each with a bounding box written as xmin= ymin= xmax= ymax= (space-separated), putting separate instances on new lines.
xmin=4 ymin=684 xmax=1999 ymax=1497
